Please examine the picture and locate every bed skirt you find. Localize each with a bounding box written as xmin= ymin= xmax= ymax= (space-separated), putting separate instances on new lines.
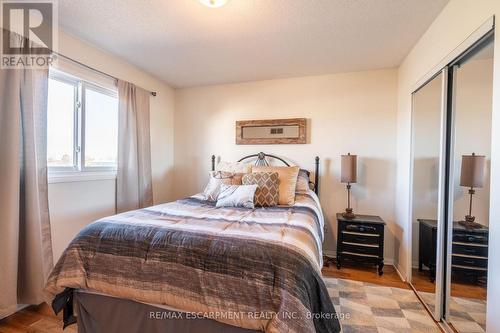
xmin=74 ymin=291 xmax=260 ymax=333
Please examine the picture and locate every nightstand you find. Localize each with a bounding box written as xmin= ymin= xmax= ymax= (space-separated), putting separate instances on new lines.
xmin=336 ymin=213 xmax=385 ymax=275
xmin=418 ymin=219 xmax=488 ymax=283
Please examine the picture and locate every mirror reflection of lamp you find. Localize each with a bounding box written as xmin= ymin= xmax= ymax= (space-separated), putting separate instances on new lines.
xmin=459 ymin=153 xmax=486 ymax=228
xmin=341 ymin=153 xmax=357 ymax=219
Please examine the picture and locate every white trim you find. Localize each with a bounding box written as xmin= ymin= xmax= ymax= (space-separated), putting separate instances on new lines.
xmin=48 ymin=171 xmax=116 ymax=184
xmin=394 ymin=263 xmax=407 ymax=282
xmin=433 ymin=66 xmax=449 ymax=321
xmin=406 ymin=87 xmax=417 ymax=281
xmin=444 ymin=64 xmax=457 ymax=323
xmin=0 ymin=304 xmax=28 ymax=321
xmin=407 ymin=69 xmax=447 ymax=317
xmin=411 ymin=16 xmax=494 ymax=92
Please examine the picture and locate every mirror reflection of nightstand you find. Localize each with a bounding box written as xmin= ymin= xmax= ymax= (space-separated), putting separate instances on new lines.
xmin=418 ymin=219 xmax=488 ymax=283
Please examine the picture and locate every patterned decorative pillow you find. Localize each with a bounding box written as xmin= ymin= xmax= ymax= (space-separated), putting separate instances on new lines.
xmin=203 ymin=171 xmax=243 ymax=201
xmin=251 ymin=165 xmax=300 ymax=206
xmin=242 ymin=172 xmax=279 ymax=207
xmin=295 ymin=169 xmax=311 ymax=193
xmin=215 ymin=184 xmax=258 ymax=209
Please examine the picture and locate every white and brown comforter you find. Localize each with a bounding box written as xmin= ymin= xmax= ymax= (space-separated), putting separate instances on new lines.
xmin=45 ymin=192 xmax=340 ymax=333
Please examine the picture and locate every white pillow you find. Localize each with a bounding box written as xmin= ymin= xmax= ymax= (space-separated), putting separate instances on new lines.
xmin=216 ymin=184 xmax=258 ymax=209
xmin=203 ymin=171 xmax=242 ymax=201
xmin=216 ymin=161 xmax=252 ymax=174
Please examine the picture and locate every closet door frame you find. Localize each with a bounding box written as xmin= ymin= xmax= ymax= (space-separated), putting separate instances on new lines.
xmin=443 ymin=29 xmax=495 ymax=323
xmin=408 ymin=16 xmax=494 ymax=328
xmin=408 ymin=68 xmax=448 ymax=321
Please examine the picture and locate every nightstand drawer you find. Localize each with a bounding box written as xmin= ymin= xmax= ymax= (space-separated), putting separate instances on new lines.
xmin=342 ymin=232 xmax=380 ymax=245
xmin=342 ymin=242 xmax=380 ymax=256
xmin=452 ymin=255 xmax=488 ymax=268
xmin=340 ymin=252 xmax=380 ymax=264
xmin=452 ymin=243 xmax=488 ymax=257
xmin=343 ymin=223 xmax=379 ymax=234
xmin=453 ymin=232 xmax=488 ymax=245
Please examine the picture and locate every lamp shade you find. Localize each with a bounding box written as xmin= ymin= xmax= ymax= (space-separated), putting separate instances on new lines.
xmin=341 ymin=154 xmax=357 ymax=183
xmin=460 ymin=154 xmax=485 ymax=188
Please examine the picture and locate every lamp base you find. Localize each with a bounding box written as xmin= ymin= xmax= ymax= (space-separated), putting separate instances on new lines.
xmin=459 ymin=219 xmax=482 ymax=229
xmin=342 ymin=208 xmax=355 ymax=219
xmin=465 ymin=215 xmax=476 ymax=223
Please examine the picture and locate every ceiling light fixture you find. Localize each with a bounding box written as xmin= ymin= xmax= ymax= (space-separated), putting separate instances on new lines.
xmin=198 ymin=0 xmax=229 ymax=8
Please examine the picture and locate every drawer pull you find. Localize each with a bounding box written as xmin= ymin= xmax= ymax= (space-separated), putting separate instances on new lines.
xmin=466 ymin=235 xmax=486 ymax=243
xmin=462 ymin=247 xmax=479 ymax=254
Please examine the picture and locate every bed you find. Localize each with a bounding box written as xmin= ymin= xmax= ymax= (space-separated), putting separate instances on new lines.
xmin=45 ymin=153 xmax=341 ymax=333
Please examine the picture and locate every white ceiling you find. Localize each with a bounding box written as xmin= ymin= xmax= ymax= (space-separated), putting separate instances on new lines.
xmin=58 ymin=0 xmax=449 ymax=88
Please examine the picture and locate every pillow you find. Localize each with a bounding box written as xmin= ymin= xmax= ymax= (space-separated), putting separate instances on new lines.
xmin=295 ymin=169 xmax=311 ymax=193
xmin=242 ymin=172 xmax=279 ymax=207
xmin=216 ymin=161 xmax=252 ymax=174
xmin=203 ymin=171 xmax=243 ymax=201
xmin=251 ymin=166 xmax=300 ymax=206
xmin=216 ymin=184 xmax=258 ymax=209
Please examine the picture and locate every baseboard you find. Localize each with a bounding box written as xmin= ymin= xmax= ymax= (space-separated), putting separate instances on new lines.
xmin=323 ymin=249 xmax=337 ymax=259
xmin=0 ymin=304 xmax=28 ymax=320
xmin=323 ymin=250 xmax=395 ymax=266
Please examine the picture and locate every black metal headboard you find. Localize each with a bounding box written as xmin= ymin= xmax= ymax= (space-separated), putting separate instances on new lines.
xmin=211 ymin=152 xmax=320 ymax=195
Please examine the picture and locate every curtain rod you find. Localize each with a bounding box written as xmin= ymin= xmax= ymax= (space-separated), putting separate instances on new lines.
xmin=52 ymin=51 xmax=157 ymax=97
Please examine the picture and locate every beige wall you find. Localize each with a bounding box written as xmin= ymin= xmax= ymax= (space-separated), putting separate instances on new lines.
xmin=174 ymin=69 xmax=399 ymax=263
xmin=395 ymin=0 xmax=500 ymax=331
xmin=49 ymin=30 xmax=175 ymax=261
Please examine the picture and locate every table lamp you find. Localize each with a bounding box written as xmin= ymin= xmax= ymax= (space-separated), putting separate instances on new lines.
xmin=341 ymin=153 xmax=357 ymax=219
xmin=459 ymin=153 xmax=485 ymax=228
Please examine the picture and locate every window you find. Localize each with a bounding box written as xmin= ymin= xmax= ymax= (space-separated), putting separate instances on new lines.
xmin=47 ymin=69 xmax=118 ymax=177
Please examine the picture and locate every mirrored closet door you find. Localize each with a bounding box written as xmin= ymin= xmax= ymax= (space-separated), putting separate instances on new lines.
xmin=410 ymin=25 xmax=494 ymax=333
xmin=445 ymin=33 xmax=494 ymax=333
xmin=410 ymin=70 xmax=446 ymax=320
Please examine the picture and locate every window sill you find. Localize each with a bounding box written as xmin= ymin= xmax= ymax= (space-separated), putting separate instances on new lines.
xmin=48 ymin=171 xmax=117 ymax=184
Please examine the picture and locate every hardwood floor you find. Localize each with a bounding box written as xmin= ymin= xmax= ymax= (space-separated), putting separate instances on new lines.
xmin=0 ymin=303 xmax=75 ymax=333
xmin=411 ymin=268 xmax=487 ymax=300
xmin=0 ymin=264 xmax=409 ymax=333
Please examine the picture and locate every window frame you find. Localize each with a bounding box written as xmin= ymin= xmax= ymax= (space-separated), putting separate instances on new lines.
xmin=48 ymin=69 xmax=119 ymax=182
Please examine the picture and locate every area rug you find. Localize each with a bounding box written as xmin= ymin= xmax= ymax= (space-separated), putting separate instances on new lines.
xmin=419 ymin=291 xmax=486 ymax=332
xmin=323 ymin=277 xmax=440 ymax=333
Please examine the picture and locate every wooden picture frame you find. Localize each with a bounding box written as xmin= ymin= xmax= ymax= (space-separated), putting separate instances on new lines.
xmin=235 ymin=118 xmax=307 ymax=145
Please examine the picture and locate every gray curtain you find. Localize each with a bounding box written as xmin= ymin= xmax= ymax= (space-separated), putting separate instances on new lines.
xmin=0 ymin=30 xmax=53 ymax=317
xmin=117 ymin=80 xmax=153 ymax=213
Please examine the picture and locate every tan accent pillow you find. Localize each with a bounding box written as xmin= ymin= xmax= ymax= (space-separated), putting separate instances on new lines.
xmin=242 ymin=172 xmax=279 ymax=207
xmin=216 ymin=161 xmax=252 ymax=174
xmin=252 ymin=166 xmax=300 ymax=206
xmin=203 ymin=171 xmax=243 ymax=201
xmin=295 ymin=169 xmax=311 ymax=193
